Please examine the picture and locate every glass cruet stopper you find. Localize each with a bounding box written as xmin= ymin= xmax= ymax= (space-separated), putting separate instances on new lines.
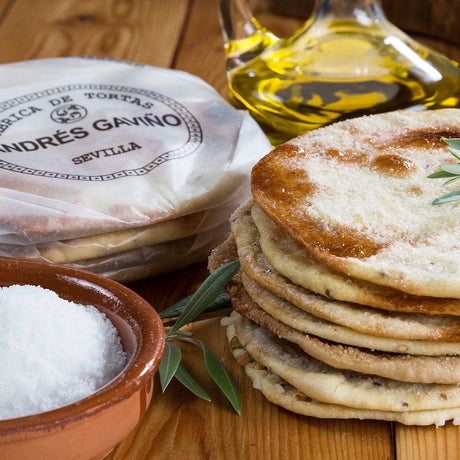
xmin=219 ymin=0 xmax=460 ymax=144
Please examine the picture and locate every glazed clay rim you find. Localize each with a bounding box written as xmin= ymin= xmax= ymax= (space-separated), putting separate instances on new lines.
xmin=0 ymin=258 xmax=165 ymax=436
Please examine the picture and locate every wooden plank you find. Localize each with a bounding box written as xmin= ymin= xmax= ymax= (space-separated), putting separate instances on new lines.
xmin=173 ymin=0 xmax=228 ymax=97
xmin=0 ymin=0 xmax=12 ymax=18
xmin=396 ymin=424 xmax=460 ymax=460
xmin=126 ymin=262 xmax=210 ymax=314
xmin=106 ymin=315 xmax=393 ymax=460
xmin=0 ymin=0 xmax=189 ymax=67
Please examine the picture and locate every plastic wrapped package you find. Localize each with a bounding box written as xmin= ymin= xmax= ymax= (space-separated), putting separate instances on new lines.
xmin=0 ymin=200 xmax=237 ymax=264
xmin=0 ymin=57 xmax=271 ymax=280
xmin=68 ymin=222 xmax=231 ymax=282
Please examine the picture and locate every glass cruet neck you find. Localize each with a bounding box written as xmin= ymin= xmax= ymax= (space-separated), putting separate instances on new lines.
xmin=311 ymin=0 xmax=386 ymax=21
xmin=291 ymin=0 xmax=392 ymax=45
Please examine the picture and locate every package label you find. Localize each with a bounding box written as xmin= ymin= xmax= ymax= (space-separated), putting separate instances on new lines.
xmin=0 ymin=84 xmax=203 ymax=181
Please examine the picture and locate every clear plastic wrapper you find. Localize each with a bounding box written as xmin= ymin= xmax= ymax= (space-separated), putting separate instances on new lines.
xmin=68 ymin=222 xmax=230 ymax=282
xmin=0 ymin=201 xmax=236 ymax=264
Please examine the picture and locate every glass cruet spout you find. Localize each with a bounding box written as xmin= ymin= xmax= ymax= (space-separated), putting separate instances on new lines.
xmin=219 ymin=0 xmax=460 ymax=145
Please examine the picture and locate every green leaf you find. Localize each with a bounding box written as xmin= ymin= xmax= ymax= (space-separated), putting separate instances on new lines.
xmin=200 ymin=342 xmax=242 ymax=414
xmin=169 ymin=261 xmax=240 ymax=334
xmin=431 ymin=189 xmax=460 ymax=205
xmin=440 ymin=163 xmax=460 ymax=175
xmin=160 ymin=292 xmax=232 ymax=319
xmin=429 ymin=138 xmax=460 ymax=205
xmin=427 ymin=170 xmax=457 ymax=179
xmin=174 ymin=362 xmax=211 ymax=401
xmin=160 ymin=295 xmax=192 ymax=319
xmin=442 ymin=137 xmax=460 ymax=155
xmin=449 ymin=149 xmax=460 ymax=162
xmin=159 ymin=342 xmax=182 ymax=391
xmin=442 ymin=175 xmax=460 ymax=187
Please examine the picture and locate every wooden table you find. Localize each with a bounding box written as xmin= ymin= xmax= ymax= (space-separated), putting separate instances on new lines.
xmin=1 ymin=1 xmax=460 ymax=459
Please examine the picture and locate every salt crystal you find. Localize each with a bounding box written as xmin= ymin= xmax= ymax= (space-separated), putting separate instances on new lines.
xmin=0 ymin=284 xmax=127 ymax=420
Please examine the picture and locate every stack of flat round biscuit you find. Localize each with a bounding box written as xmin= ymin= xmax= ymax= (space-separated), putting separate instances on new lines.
xmin=209 ymin=108 xmax=460 ymax=426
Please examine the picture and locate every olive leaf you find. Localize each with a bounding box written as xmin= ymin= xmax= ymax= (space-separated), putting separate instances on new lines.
xmin=174 ymin=362 xmax=211 ymax=401
xmin=441 ymin=137 xmax=460 ymax=155
xmin=200 ymin=342 xmax=242 ymax=414
xmin=159 ymin=342 xmax=181 ymax=391
xmin=429 ymin=138 xmax=460 ymax=205
xmin=431 ymin=189 xmax=460 ymax=205
xmin=169 ymin=260 xmax=240 ymax=334
xmin=439 ymin=163 xmax=460 ymax=176
xmin=159 ymin=261 xmax=242 ymax=413
xmin=160 ymin=292 xmax=231 ymax=319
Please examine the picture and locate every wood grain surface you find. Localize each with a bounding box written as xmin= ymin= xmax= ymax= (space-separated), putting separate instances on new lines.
xmin=1 ymin=1 xmax=460 ymax=459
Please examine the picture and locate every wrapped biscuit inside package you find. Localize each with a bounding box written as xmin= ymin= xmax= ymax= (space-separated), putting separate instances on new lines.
xmin=0 ymin=57 xmax=271 ymax=281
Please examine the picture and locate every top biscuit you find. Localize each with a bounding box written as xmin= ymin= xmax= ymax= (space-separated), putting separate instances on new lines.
xmin=251 ymin=109 xmax=460 ymax=298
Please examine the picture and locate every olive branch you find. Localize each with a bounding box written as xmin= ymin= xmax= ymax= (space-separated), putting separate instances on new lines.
xmin=158 ymin=261 xmax=242 ymax=414
xmin=428 ymin=138 xmax=460 ymax=205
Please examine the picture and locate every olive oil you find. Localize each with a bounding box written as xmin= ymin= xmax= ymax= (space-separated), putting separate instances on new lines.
xmin=220 ymin=1 xmax=460 ymax=144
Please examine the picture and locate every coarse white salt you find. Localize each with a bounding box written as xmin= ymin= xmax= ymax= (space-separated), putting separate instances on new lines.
xmin=0 ymin=284 xmax=127 ymax=420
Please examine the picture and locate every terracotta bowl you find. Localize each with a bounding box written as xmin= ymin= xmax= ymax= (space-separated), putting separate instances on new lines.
xmin=0 ymin=258 xmax=165 ymax=460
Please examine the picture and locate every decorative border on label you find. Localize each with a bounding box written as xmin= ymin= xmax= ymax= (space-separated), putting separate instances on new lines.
xmin=0 ymin=84 xmax=203 ymax=181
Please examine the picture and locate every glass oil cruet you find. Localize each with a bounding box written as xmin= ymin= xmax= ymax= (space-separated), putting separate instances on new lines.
xmin=218 ymin=0 xmax=460 ymax=144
